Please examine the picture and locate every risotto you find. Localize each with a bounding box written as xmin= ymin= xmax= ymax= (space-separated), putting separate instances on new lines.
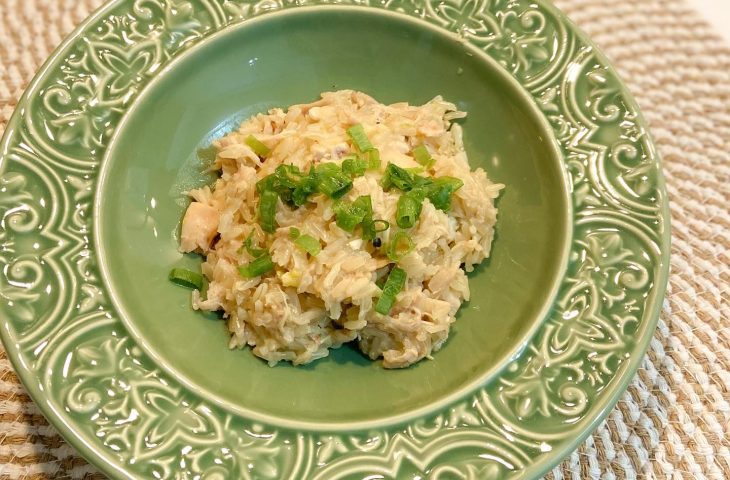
xmin=174 ymin=90 xmax=503 ymax=368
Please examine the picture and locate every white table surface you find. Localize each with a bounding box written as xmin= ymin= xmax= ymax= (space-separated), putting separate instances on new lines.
xmin=689 ymin=0 xmax=730 ymax=42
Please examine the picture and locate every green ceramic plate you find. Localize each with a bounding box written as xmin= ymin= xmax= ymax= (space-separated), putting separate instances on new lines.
xmin=0 ymin=1 xmax=669 ymax=478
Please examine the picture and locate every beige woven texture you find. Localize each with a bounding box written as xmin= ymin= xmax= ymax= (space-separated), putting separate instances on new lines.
xmin=1 ymin=0 xmax=729 ymax=478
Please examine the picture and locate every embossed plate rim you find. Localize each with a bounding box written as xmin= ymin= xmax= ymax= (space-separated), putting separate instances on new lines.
xmin=92 ymin=5 xmax=574 ymax=432
xmin=0 ymin=3 xmax=156 ymax=478
xmin=0 ymin=0 xmax=671 ymax=478
xmin=529 ymin=10 xmax=671 ymax=476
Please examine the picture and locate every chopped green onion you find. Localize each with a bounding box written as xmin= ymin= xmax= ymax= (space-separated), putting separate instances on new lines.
xmin=353 ymin=195 xmax=373 ymax=214
xmin=256 ymin=165 xmax=318 ymax=207
xmin=381 ymin=163 xmax=416 ymax=191
xmin=381 ymin=162 xmax=463 ymax=216
xmin=407 ymin=166 xmax=427 ymax=175
xmin=272 ymin=165 xmax=304 ymax=204
xmin=168 ymin=268 xmax=204 ymax=290
xmin=258 ymin=189 xmax=278 ymax=233
xmin=346 ymin=124 xmax=374 ymax=152
xmin=289 ymin=226 xmax=321 ymax=256
xmin=387 ymin=231 xmax=415 ymax=262
xmin=373 ymin=220 xmax=390 ymax=233
xmin=412 ymin=144 xmax=435 ymax=168
xmin=375 ymin=267 xmax=407 ymax=315
xmin=361 ymin=221 xmax=376 ymax=241
xmin=256 ymin=175 xmax=276 ymax=194
xmin=333 ymin=196 xmax=378 ymax=239
xmin=334 ymin=197 xmax=369 ymax=232
xmin=396 ymin=189 xmax=425 ymax=229
xmin=316 ymin=163 xmax=353 ymax=199
xmin=242 ymin=232 xmax=267 ymax=258
xmin=342 ymin=157 xmax=368 ymax=177
xmin=364 ymin=149 xmax=381 ymax=170
xmin=238 ymin=253 xmax=275 ymax=278
xmin=424 ymin=176 xmax=464 ymax=211
xmin=333 ymin=203 xmax=362 ymax=232
xmin=292 ymin=167 xmax=318 ymax=206
xmin=295 ymin=234 xmax=321 ymax=256
xmin=274 ymin=164 xmax=304 ymax=189
xmin=354 ymin=195 xmax=375 ymax=240
xmin=245 ymin=135 xmax=271 ymax=157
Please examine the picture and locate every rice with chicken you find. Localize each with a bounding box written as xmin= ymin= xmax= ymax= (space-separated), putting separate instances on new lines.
xmin=179 ymin=90 xmax=503 ymax=368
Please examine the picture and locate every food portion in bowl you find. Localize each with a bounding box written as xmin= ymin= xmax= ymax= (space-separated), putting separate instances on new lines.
xmin=172 ymin=90 xmax=503 ymax=368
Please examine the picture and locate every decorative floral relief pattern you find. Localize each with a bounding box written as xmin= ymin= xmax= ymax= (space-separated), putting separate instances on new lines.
xmin=0 ymin=0 xmax=667 ymax=478
xmin=45 ymin=321 xmax=301 ymax=479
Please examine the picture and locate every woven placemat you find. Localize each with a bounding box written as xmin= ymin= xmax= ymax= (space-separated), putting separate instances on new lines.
xmin=1 ymin=0 xmax=729 ymax=478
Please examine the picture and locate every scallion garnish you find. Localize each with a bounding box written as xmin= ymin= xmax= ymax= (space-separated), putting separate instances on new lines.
xmin=387 ymin=232 xmax=415 ymax=262
xmin=361 ymin=221 xmax=376 ymax=241
xmin=295 ymin=234 xmax=321 ymax=256
xmin=258 ymin=189 xmax=278 ymax=233
xmin=272 ymin=165 xmax=302 ymax=204
xmin=256 ymin=165 xmax=317 ymax=207
xmin=292 ymin=167 xmax=318 ymax=206
xmin=373 ymin=220 xmax=390 ymax=233
xmin=256 ymin=175 xmax=276 ymax=194
xmin=424 ymin=176 xmax=464 ymax=211
xmin=346 ymin=124 xmax=374 ymax=152
xmin=274 ymin=164 xmax=304 ymax=189
xmin=364 ymin=149 xmax=381 ymax=170
xmin=245 ymin=135 xmax=271 ymax=157
xmin=396 ymin=189 xmax=425 ymax=229
xmin=255 ymin=155 xmax=459 ymax=242
xmin=407 ymin=166 xmax=427 ymax=175
xmin=412 ymin=144 xmax=435 ymax=168
xmin=381 ymin=162 xmax=463 ymax=221
xmin=242 ymin=232 xmax=267 ymax=258
xmin=334 ymin=196 xmax=370 ymax=232
xmin=342 ymin=157 xmax=368 ymax=177
xmin=353 ymin=195 xmax=373 ymax=214
xmin=355 ymin=195 xmax=375 ymax=240
xmin=381 ymin=163 xmax=416 ymax=191
xmin=375 ymin=267 xmax=407 ymax=315
xmin=316 ymin=163 xmax=353 ymax=199
xmin=289 ymin=227 xmax=301 ymax=239
xmin=168 ymin=268 xmax=204 ymax=290
xmin=238 ymin=253 xmax=275 ymax=278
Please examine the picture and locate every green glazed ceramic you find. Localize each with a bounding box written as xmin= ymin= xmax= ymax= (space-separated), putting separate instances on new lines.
xmin=0 ymin=1 xmax=669 ymax=479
